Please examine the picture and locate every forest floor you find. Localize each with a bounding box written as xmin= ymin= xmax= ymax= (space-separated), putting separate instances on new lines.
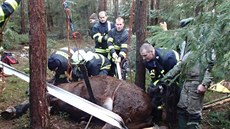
xmin=0 ymin=42 xmax=229 ymax=129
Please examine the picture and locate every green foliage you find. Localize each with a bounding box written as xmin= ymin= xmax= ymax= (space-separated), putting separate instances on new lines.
xmin=147 ymin=0 xmax=230 ymax=81
xmin=127 ymin=35 xmax=137 ymax=70
xmin=47 ymin=38 xmax=57 ymax=49
xmin=3 ymin=28 xmax=28 ymax=50
xmin=206 ymin=110 xmax=230 ymax=129
xmin=119 ymin=1 xmax=131 ymax=19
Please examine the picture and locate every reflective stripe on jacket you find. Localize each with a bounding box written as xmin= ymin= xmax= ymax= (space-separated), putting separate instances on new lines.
xmin=92 ymin=21 xmax=115 ymax=51
xmin=143 ymin=48 xmax=179 ymax=83
xmin=0 ymin=0 xmax=20 ymax=24
xmin=107 ymin=28 xmax=128 ymax=59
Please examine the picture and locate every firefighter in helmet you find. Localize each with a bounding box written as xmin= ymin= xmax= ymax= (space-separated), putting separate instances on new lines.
xmin=71 ymin=49 xmax=111 ymax=77
xmin=48 ymin=47 xmax=78 ymax=84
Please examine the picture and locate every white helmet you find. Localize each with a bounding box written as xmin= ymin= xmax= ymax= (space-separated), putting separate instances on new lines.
xmin=71 ymin=49 xmax=87 ymax=65
xmin=60 ymin=47 xmax=75 ymax=54
xmin=85 ymin=51 xmax=95 ymax=61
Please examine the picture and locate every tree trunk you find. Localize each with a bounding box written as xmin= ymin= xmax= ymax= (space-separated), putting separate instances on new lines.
xmin=134 ymin=0 xmax=148 ymax=91
xmin=46 ymin=0 xmax=54 ymax=32
xmin=113 ymin=0 xmax=119 ymax=19
xmin=20 ymin=0 xmax=26 ymax=34
xmin=98 ymin=0 xmax=107 ymax=12
xmin=28 ymin=0 xmax=49 ymax=128
xmin=150 ymin=0 xmax=160 ymax=25
xmin=194 ymin=0 xmax=203 ymax=16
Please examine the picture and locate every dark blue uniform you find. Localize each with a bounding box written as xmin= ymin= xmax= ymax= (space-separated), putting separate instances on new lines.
xmin=143 ymin=48 xmax=180 ymax=125
xmin=85 ymin=53 xmax=111 ymax=76
xmin=107 ymin=28 xmax=128 ymax=77
xmin=71 ymin=52 xmax=111 ymax=77
xmin=92 ymin=21 xmax=115 ymax=57
xmin=144 ymin=48 xmax=179 ymax=84
xmin=0 ymin=0 xmax=21 ymax=27
xmin=48 ymin=47 xmax=78 ymax=84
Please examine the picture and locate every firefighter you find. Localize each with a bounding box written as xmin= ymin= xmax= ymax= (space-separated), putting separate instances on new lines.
xmin=88 ymin=13 xmax=98 ymax=39
xmin=140 ymin=42 xmax=180 ymax=125
xmin=107 ymin=17 xmax=128 ymax=78
xmin=91 ymin=11 xmax=115 ymax=57
xmin=71 ymin=49 xmax=111 ymax=77
xmin=0 ymin=0 xmax=21 ymax=28
xmin=48 ymin=47 xmax=78 ymax=84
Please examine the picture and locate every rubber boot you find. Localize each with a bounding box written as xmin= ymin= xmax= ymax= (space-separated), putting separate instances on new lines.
xmin=1 ymin=106 xmax=17 ymax=120
xmin=1 ymin=100 xmax=29 ymax=120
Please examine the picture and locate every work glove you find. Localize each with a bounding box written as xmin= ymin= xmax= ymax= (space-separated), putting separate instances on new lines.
xmin=112 ymin=52 xmax=118 ymax=59
xmin=112 ymin=53 xmax=121 ymax=63
xmin=102 ymin=35 xmax=108 ymax=42
xmin=160 ymin=21 xmax=168 ymax=31
xmin=115 ymin=57 xmax=121 ymax=63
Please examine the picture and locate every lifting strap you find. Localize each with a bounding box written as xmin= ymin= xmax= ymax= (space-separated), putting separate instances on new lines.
xmin=0 ymin=60 xmax=128 ymax=129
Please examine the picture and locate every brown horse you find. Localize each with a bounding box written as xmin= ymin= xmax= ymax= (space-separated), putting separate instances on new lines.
xmin=49 ymin=75 xmax=153 ymax=129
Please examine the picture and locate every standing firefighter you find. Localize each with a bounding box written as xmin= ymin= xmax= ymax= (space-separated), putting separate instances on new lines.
xmin=107 ymin=17 xmax=128 ymax=78
xmin=140 ymin=43 xmax=180 ymax=126
xmin=88 ymin=13 xmax=98 ymax=39
xmin=91 ymin=11 xmax=115 ymax=57
xmin=0 ymin=0 xmax=21 ymax=28
xmin=0 ymin=0 xmax=21 ymax=43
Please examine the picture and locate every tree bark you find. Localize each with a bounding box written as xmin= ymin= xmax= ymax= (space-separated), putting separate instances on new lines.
xmin=194 ymin=0 xmax=203 ymax=16
xmin=98 ymin=0 xmax=107 ymax=12
xmin=134 ymin=0 xmax=148 ymax=91
xmin=46 ymin=0 xmax=54 ymax=32
xmin=113 ymin=0 xmax=119 ymax=19
xmin=20 ymin=0 xmax=26 ymax=34
xmin=149 ymin=0 xmax=160 ymax=25
xmin=28 ymin=0 xmax=49 ymax=128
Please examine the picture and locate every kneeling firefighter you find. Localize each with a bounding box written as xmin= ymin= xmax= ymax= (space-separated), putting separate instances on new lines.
xmin=71 ymin=49 xmax=111 ymax=77
xmin=48 ymin=47 xmax=78 ymax=84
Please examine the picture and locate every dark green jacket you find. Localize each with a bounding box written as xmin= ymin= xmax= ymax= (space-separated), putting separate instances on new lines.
xmin=163 ymin=51 xmax=214 ymax=88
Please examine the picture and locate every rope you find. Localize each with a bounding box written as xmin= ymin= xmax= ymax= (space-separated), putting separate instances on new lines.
xmin=62 ymin=0 xmax=84 ymax=82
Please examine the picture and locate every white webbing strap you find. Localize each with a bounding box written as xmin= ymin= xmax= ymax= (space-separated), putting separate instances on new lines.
xmin=0 ymin=61 xmax=127 ymax=129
